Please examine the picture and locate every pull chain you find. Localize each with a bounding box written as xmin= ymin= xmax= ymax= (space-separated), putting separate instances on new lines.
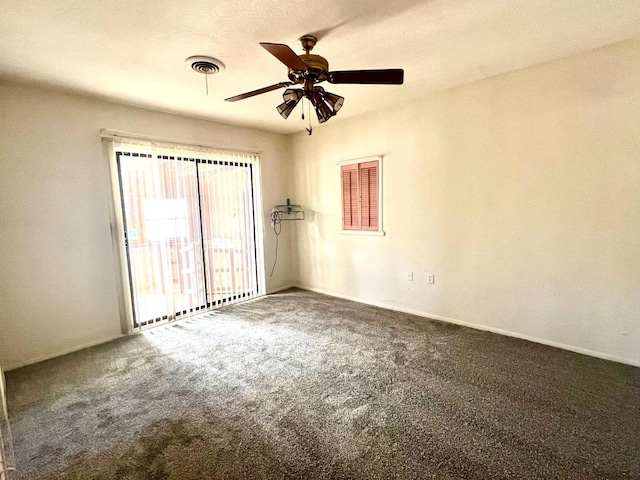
xmin=306 ymin=98 xmax=313 ymax=135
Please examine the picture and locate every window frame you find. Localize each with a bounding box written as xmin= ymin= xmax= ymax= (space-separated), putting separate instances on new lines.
xmin=338 ymin=156 xmax=384 ymax=236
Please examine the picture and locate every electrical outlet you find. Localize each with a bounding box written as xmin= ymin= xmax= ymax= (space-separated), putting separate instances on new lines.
xmin=426 ymin=273 xmax=435 ymax=284
xmin=407 ymin=272 xmax=414 ymax=281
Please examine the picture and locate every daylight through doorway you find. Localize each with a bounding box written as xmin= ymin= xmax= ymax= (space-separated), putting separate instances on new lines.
xmin=115 ymin=145 xmax=261 ymax=328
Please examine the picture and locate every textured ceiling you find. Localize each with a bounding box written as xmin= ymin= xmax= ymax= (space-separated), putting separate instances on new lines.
xmin=1 ymin=0 xmax=639 ymax=134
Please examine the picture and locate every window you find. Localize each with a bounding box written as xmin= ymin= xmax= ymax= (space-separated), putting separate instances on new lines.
xmin=340 ymin=156 xmax=383 ymax=234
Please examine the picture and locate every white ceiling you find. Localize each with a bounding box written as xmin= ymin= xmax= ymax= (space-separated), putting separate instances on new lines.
xmin=1 ymin=0 xmax=639 ymax=134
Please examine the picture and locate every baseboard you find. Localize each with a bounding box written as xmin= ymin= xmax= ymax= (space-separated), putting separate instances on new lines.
xmin=4 ymin=334 xmax=126 ymax=371
xmin=6 ymin=290 xmax=281 ymax=370
xmin=295 ymin=284 xmax=640 ymax=368
xmin=267 ymin=284 xmax=296 ymax=294
xmin=7 ymin=287 xmax=637 ymax=370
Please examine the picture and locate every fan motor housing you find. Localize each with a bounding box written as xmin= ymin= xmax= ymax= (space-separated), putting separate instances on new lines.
xmin=288 ymin=54 xmax=329 ymax=84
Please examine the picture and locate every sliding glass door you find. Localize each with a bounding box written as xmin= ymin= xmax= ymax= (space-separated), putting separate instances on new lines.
xmin=115 ymin=146 xmax=261 ymax=327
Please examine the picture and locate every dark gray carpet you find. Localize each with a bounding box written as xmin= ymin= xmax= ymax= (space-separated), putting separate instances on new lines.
xmin=5 ymin=288 xmax=640 ymax=479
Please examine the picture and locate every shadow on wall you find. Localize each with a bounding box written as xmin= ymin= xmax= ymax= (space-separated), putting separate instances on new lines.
xmin=294 ymin=208 xmax=327 ymax=286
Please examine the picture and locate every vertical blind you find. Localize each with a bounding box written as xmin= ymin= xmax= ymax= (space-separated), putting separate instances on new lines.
xmin=109 ymin=136 xmax=263 ymax=328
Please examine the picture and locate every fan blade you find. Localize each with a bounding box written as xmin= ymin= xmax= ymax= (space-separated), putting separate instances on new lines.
xmin=225 ymin=82 xmax=292 ymax=102
xmin=327 ymin=69 xmax=404 ymax=85
xmin=260 ymin=43 xmax=308 ymax=72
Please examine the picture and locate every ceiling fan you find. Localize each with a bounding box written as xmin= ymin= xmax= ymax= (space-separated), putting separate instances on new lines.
xmin=225 ymin=35 xmax=404 ymax=124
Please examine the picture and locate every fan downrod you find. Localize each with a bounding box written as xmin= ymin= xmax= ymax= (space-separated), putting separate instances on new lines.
xmin=298 ymin=35 xmax=317 ymax=53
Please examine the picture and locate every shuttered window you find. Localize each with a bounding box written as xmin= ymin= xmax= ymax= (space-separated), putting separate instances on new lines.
xmin=341 ymin=158 xmax=381 ymax=232
xmin=341 ymin=164 xmax=359 ymax=229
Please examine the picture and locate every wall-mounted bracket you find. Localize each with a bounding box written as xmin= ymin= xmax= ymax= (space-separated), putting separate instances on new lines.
xmin=272 ymin=198 xmax=305 ymax=221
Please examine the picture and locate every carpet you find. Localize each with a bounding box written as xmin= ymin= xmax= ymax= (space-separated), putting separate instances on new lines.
xmin=5 ymin=288 xmax=640 ymax=479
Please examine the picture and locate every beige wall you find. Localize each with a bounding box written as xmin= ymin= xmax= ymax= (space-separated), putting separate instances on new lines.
xmin=0 ymin=83 xmax=293 ymax=369
xmin=1 ymin=37 xmax=639 ymax=370
xmin=290 ymin=37 xmax=640 ymax=366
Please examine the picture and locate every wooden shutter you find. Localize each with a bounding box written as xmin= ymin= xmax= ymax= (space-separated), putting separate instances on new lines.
xmin=359 ymin=161 xmax=378 ymax=230
xmin=341 ymin=164 xmax=359 ymax=230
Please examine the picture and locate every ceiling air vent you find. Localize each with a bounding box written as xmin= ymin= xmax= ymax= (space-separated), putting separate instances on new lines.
xmin=185 ymin=56 xmax=225 ymax=74
xmin=185 ymin=56 xmax=225 ymax=95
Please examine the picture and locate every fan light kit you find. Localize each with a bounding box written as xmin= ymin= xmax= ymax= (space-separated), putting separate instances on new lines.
xmin=225 ymin=35 xmax=404 ymax=128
